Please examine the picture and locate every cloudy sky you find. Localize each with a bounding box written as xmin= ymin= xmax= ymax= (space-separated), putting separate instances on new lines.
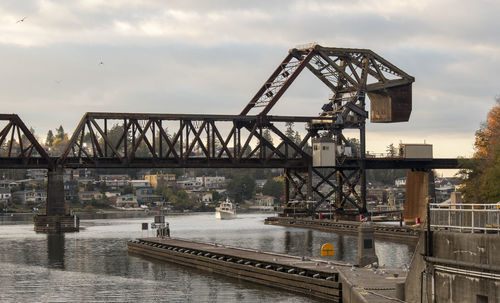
xmin=0 ymin=0 xmax=499 ymax=166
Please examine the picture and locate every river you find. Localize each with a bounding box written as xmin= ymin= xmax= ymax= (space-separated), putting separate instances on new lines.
xmin=0 ymin=213 xmax=415 ymax=302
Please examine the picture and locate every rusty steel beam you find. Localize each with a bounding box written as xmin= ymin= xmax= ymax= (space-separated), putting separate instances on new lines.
xmin=57 ymin=113 xmax=314 ymax=168
xmin=0 ymin=114 xmax=54 ymax=169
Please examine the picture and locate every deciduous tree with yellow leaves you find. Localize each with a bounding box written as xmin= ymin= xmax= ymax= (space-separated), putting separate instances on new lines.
xmin=459 ymin=97 xmax=500 ymax=203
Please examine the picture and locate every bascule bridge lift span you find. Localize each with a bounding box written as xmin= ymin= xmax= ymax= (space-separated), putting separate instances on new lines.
xmin=240 ymin=44 xmax=415 ymax=215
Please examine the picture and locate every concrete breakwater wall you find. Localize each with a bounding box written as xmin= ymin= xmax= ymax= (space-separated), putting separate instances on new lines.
xmin=265 ymin=216 xmax=419 ymax=242
xmin=128 ymin=237 xmax=409 ymax=302
xmin=128 ymin=238 xmax=342 ymax=301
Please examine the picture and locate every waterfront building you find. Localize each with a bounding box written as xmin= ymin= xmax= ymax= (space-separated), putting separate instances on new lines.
xmin=250 ymin=194 xmax=275 ymax=211
xmin=115 ymin=194 xmax=139 ymax=208
xmin=0 ymin=189 xmax=11 ymax=203
xmin=196 ymin=176 xmax=226 ymax=189
xmin=78 ymin=191 xmax=103 ymax=203
xmin=144 ymin=173 xmax=176 ymax=188
xmin=12 ymin=190 xmax=46 ymax=204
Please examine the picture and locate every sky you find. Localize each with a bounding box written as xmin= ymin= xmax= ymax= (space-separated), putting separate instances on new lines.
xmin=0 ymin=0 xmax=499 ymax=171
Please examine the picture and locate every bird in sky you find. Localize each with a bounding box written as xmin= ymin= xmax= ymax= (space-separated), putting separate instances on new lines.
xmin=16 ymin=16 xmax=28 ymax=23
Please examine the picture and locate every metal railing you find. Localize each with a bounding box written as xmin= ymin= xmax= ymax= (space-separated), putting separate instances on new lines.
xmin=430 ymin=203 xmax=500 ymax=233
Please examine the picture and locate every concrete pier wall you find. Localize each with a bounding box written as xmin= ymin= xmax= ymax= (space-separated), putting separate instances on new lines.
xmin=406 ymin=231 xmax=500 ymax=302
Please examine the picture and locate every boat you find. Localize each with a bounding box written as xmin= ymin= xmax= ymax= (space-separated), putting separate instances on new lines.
xmin=215 ymin=199 xmax=237 ymax=220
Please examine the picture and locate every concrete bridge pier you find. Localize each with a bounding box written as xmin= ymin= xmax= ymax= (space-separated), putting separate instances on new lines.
xmin=34 ymin=169 xmax=79 ymax=232
xmin=403 ymin=169 xmax=436 ymax=225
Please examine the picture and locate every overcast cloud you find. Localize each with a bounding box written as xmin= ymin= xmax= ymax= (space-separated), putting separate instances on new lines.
xmin=0 ymin=0 xmax=499 ymax=162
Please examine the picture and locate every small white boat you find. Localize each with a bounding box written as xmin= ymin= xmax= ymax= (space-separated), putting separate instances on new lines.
xmin=215 ymin=199 xmax=237 ymax=220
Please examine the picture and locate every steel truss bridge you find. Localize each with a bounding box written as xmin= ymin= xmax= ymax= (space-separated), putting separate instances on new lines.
xmin=0 ymin=45 xmax=464 ymax=215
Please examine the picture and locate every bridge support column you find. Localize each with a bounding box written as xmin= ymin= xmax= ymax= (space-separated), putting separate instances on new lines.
xmin=403 ymin=170 xmax=435 ymax=225
xmin=283 ymin=168 xmax=289 ymax=214
xmin=34 ymin=169 xmax=79 ymax=233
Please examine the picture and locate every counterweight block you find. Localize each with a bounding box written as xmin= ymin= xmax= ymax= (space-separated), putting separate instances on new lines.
xmin=368 ymin=84 xmax=412 ymax=123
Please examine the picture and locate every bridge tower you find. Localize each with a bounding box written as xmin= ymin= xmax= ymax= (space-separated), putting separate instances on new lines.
xmin=240 ymin=45 xmax=414 ymax=215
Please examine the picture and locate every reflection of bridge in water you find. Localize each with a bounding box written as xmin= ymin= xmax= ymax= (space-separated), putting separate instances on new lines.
xmin=0 ymin=45 xmax=466 ymax=231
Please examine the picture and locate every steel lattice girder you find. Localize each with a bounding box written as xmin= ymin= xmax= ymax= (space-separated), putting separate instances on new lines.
xmin=240 ymin=44 xmax=414 ymax=121
xmin=285 ymin=167 xmax=365 ymax=212
xmin=57 ymin=112 xmax=324 ymax=168
xmin=0 ymin=114 xmax=53 ymax=169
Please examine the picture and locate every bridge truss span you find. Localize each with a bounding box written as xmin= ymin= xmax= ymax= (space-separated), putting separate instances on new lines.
xmin=0 ymin=114 xmax=53 ymax=169
xmin=3 ymin=44 xmax=469 ymax=217
xmin=58 ymin=112 xmax=325 ymax=169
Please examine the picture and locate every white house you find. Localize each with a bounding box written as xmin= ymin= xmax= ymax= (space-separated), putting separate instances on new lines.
xmin=115 ymin=194 xmax=139 ymax=208
xmin=0 ymin=189 xmax=11 ymax=203
xmin=250 ymin=195 xmax=275 ymax=211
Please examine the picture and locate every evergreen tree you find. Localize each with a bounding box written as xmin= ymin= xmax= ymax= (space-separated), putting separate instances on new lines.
xmin=227 ymin=172 xmax=255 ymax=203
xmin=46 ymin=130 xmax=55 ymax=146
xmin=285 ymin=122 xmax=295 ymax=140
xmin=56 ymin=125 xmax=65 ymax=140
xmin=293 ymin=131 xmax=302 ymax=146
xmin=262 ymin=129 xmax=273 ymax=144
xmin=262 ymin=178 xmax=284 ymax=199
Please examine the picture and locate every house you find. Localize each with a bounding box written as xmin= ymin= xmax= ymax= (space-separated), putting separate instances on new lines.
xmin=435 ymin=185 xmax=456 ymax=203
xmin=176 ymin=179 xmax=203 ymax=190
xmin=115 ymin=194 xmax=139 ymax=208
xmin=105 ymin=192 xmax=121 ymax=198
xmin=12 ymin=190 xmax=46 ymax=204
xmin=99 ymin=174 xmax=129 ymax=188
xmin=200 ymin=192 xmax=213 ymax=202
xmin=64 ymin=181 xmax=78 ymax=202
xmin=250 ymin=195 xmax=275 ymax=211
xmin=134 ymin=187 xmax=163 ymax=205
xmin=145 ymin=173 xmax=176 ymax=188
xmin=255 ymin=179 xmax=267 ymax=190
xmin=0 ymin=180 xmax=17 ymax=190
xmin=366 ymin=188 xmax=387 ymax=203
xmin=196 ymin=176 xmax=226 ymax=189
xmin=26 ymin=169 xmax=47 ymax=181
xmin=0 ymin=189 xmax=11 ymax=203
xmin=395 ymin=177 xmax=406 ymax=187
xmin=78 ymin=191 xmax=103 ymax=203
xmin=129 ymin=180 xmax=151 ymax=188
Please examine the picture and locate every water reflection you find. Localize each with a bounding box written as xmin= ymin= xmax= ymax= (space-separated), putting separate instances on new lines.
xmin=0 ymin=213 xmax=415 ymax=302
xmin=47 ymin=233 xmax=65 ymax=269
xmin=337 ymin=234 xmax=344 ymax=260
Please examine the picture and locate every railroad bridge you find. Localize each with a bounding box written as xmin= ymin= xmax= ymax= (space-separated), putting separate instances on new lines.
xmin=0 ymin=45 xmax=464 ymax=232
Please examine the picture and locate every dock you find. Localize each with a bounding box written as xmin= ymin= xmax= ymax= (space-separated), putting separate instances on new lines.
xmin=265 ymin=216 xmax=419 ymax=242
xmin=127 ymin=237 xmax=407 ymax=302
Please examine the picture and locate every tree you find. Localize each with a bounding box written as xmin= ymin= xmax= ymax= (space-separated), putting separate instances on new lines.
xmin=459 ymin=96 xmax=500 ymax=203
xmin=46 ymin=130 xmax=55 ymax=146
xmin=262 ymin=129 xmax=273 ymax=144
xmin=293 ymin=131 xmax=302 ymax=146
xmin=227 ymin=172 xmax=255 ymax=203
xmin=211 ymin=190 xmax=222 ymax=202
xmin=51 ymin=133 xmax=70 ymax=155
xmin=262 ymin=178 xmax=284 ymax=199
xmin=56 ymin=125 xmax=65 ymax=140
xmin=347 ymin=138 xmax=360 ymax=157
xmin=386 ymin=143 xmax=397 ymax=157
xmin=285 ymin=122 xmax=295 ymax=140
xmin=156 ymin=184 xmax=195 ymax=210
xmin=121 ymin=184 xmax=133 ymax=195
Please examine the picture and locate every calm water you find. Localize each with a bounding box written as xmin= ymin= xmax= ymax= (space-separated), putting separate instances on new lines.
xmin=0 ymin=213 xmax=415 ymax=302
